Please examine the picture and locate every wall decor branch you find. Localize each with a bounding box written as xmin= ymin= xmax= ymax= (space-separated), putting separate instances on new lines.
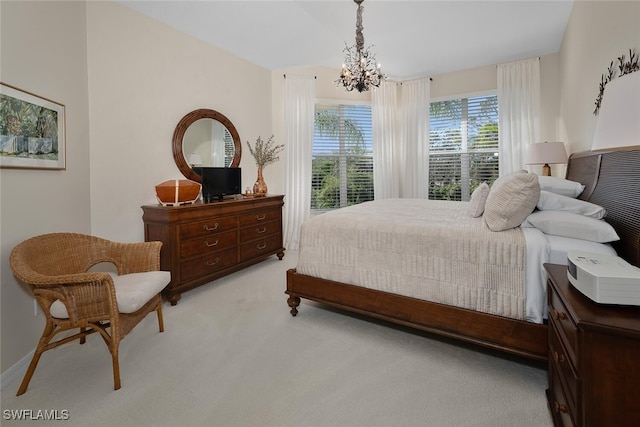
xmin=594 ymin=48 xmax=639 ymax=115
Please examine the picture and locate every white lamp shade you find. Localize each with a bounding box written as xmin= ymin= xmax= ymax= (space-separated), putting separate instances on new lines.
xmin=592 ymin=71 xmax=640 ymax=151
xmin=527 ymin=141 xmax=568 ymax=165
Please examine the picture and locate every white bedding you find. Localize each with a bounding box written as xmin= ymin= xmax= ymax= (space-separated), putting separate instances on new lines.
xmin=297 ymin=199 xmax=616 ymax=325
xmin=546 ymin=234 xmax=616 ymax=265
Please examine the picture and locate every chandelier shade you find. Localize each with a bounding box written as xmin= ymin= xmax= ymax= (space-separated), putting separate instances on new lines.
xmin=337 ymin=0 xmax=385 ymax=92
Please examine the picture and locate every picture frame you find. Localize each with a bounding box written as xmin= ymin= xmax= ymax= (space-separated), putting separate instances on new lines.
xmin=0 ymin=82 xmax=66 ymax=170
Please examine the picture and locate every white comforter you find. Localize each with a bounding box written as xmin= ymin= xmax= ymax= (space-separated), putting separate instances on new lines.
xmin=297 ymin=199 xmax=551 ymax=323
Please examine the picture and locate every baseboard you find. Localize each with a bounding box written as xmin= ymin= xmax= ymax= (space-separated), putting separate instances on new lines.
xmin=1 ymin=350 xmax=32 ymax=393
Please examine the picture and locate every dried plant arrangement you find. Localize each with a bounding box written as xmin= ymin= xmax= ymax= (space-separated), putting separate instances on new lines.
xmin=246 ymin=135 xmax=284 ymax=167
xmin=594 ymin=49 xmax=639 ymax=115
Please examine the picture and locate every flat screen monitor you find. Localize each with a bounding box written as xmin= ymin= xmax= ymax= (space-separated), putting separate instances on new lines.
xmin=193 ymin=167 xmax=241 ymax=202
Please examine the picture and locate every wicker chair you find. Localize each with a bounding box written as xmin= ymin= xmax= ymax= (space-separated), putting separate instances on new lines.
xmin=9 ymin=232 xmax=170 ymax=396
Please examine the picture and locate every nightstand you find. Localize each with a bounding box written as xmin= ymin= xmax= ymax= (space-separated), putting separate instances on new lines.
xmin=544 ymin=263 xmax=640 ymax=427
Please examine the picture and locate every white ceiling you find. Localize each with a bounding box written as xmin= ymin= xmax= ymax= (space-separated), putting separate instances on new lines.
xmin=120 ymin=0 xmax=574 ymax=79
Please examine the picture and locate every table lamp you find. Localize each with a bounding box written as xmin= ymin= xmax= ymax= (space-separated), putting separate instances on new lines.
xmin=527 ymin=141 xmax=568 ymax=176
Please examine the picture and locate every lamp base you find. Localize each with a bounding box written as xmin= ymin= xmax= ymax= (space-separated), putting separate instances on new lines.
xmin=542 ymin=163 xmax=551 ymax=176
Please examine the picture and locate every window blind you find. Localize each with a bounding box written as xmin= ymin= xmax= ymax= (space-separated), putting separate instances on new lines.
xmin=429 ymin=95 xmax=499 ymax=201
xmin=312 ymin=104 xmax=374 ymax=210
xmin=224 ymin=129 xmax=234 ymax=167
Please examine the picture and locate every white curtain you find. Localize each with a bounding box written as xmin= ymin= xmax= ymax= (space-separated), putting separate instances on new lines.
xmin=372 ymin=80 xmax=401 ymax=199
xmin=283 ymin=74 xmax=315 ymax=250
xmin=210 ymin=121 xmax=225 ymax=167
xmin=399 ymin=78 xmax=430 ymax=198
xmin=497 ymin=57 xmax=540 ymax=175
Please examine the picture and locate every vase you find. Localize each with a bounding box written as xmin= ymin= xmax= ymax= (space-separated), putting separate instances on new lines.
xmin=253 ymin=164 xmax=268 ymax=195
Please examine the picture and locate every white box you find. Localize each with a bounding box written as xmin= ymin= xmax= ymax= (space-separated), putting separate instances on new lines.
xmin=567 ymin=251 xmax=640 ymax=305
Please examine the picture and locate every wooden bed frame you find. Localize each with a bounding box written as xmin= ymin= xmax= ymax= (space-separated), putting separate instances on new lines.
xmin=286 ymin=149 xmax=640 ymax=362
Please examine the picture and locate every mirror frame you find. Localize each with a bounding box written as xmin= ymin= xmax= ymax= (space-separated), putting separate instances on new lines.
xmin=172 ymin=108 xmax=242 ymax=183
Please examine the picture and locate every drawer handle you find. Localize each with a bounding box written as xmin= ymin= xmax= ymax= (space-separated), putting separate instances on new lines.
xmin=552 ymin=309 xmax=567 ymax=321
xmin=205 ymin=239 xmax=219 ymax=247
xmin=205 ymin=257 xmax=220 ymax=266
xmin=553 ymin=401 xmax=568 ymax=414
xmin=257 ymin=243 xmax=267 ymax=250
xmin=255 ymin=214 xmax=266 ymax=221
xmin=256 ymin=226 xmax=267 ymax=234
xmin=553 ymin=351 xmax=565 ymax=364
xmin=204 ymin=223 xmax=219 ymax=231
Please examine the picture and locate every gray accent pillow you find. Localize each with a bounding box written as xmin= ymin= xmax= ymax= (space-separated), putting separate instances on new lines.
xmin=468 ymin=182 xmax=490 ymax=217
xmin=484 ymin=172 xmax=540 ymax=231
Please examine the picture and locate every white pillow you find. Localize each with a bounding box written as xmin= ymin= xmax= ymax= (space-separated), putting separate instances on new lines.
xmin=538 ymin=176 xmax=585 ymax=198
xmin=484 ymin=172 xmax=540 ymax=231
xmin=546 ymin=234 xmax=616 ymax=265
xmin=468 ymin=182 xmax=490 ymax=218
xmin=537 ymin=191 xmax=607 ymax=219
xmin=524 ymin=210 xmax=619 ymax=243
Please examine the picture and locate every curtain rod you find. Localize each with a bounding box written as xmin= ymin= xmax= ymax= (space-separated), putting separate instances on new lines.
xmin=283 ymin=74 xmax=316 ymax=79
xmin=399 ymin=77 xmax=433 ymax=84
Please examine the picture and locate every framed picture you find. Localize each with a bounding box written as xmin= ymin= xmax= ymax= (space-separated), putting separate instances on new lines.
xmin=0 ymin=83 xmax=66 ymax=170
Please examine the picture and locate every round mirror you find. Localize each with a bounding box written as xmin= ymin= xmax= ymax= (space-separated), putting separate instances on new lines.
xmin=172 ymin=109 xmax=241 ymax=182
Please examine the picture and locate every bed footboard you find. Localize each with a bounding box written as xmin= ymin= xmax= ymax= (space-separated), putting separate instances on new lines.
xmin=286 ymin=268 xmax=548 ymax=362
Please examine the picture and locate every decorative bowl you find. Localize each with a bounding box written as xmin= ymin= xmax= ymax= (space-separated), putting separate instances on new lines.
xmin=155 ymin=179 xmax=201 ymax=206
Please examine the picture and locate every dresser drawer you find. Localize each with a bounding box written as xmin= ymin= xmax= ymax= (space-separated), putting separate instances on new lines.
xmin=549 ymin=285 xmax=578 ymax=364
xmin=180 ymin=230 xmax=237 ymax=258
xmin=239 ymin=220 xmax=279 ymax=241
xmin=179 ymin=216 xmax=237 ymax=239
xmin=240 ymin=234 xmax=282 ymax=261
xmin=239 ymin=209 xmax=280 ymax=227
xmin=179 ymin=247 xmax=238 ymax=282
xmin=548 ymin=362 xmax=576 ymax=427
xmin=549 ymin=322 xmax=578 ymax=420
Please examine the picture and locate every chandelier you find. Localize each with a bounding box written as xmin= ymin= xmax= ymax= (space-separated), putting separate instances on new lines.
xmin=337 ymin=0 xmax=386 ymax=92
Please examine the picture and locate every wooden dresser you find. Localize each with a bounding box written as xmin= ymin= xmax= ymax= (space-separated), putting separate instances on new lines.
xmin=544 ymin=263 xmax=640 ymax=427
xmin=142 ymin=195 xmax=285 ymax=305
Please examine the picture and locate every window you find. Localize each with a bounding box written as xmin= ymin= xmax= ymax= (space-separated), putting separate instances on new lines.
xmin=429 ymin=94 xmax=499 ymax=201
xmin=223 ymin=128 xmax=234 ymax=167
xmin=312 ymin=104 xmax=373 ymax=211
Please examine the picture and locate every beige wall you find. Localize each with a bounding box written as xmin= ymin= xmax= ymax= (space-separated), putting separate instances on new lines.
xmin=558 ymin=0 xmax=640 ymax=154
xmin=1 ymin=1 xmax=91 ymax=373
xmin=86 ymin=1 xmax=272 ymax=243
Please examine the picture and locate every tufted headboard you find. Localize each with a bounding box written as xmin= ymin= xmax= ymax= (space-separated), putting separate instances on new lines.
xmin=565 ymin=149 xmax=640 ymax=267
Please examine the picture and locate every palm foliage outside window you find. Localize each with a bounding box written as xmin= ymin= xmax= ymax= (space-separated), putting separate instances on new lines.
xmin=429 ymin=94 xmax=499 ymax=201
xmin=312 ymin=104 xmax=373 ymax=211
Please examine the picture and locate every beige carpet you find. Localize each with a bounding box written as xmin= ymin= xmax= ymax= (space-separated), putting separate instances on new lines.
xmin=1 ymin=250 xmax=552 ymax=427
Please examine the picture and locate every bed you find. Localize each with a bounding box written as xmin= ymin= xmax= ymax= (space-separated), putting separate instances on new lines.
xmin=285 ymin=149 xmax=640 ymax=361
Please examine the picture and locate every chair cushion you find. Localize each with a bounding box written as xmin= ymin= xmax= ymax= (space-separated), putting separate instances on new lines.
xmin=50 ymin=271 xmax=170 ymax=318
